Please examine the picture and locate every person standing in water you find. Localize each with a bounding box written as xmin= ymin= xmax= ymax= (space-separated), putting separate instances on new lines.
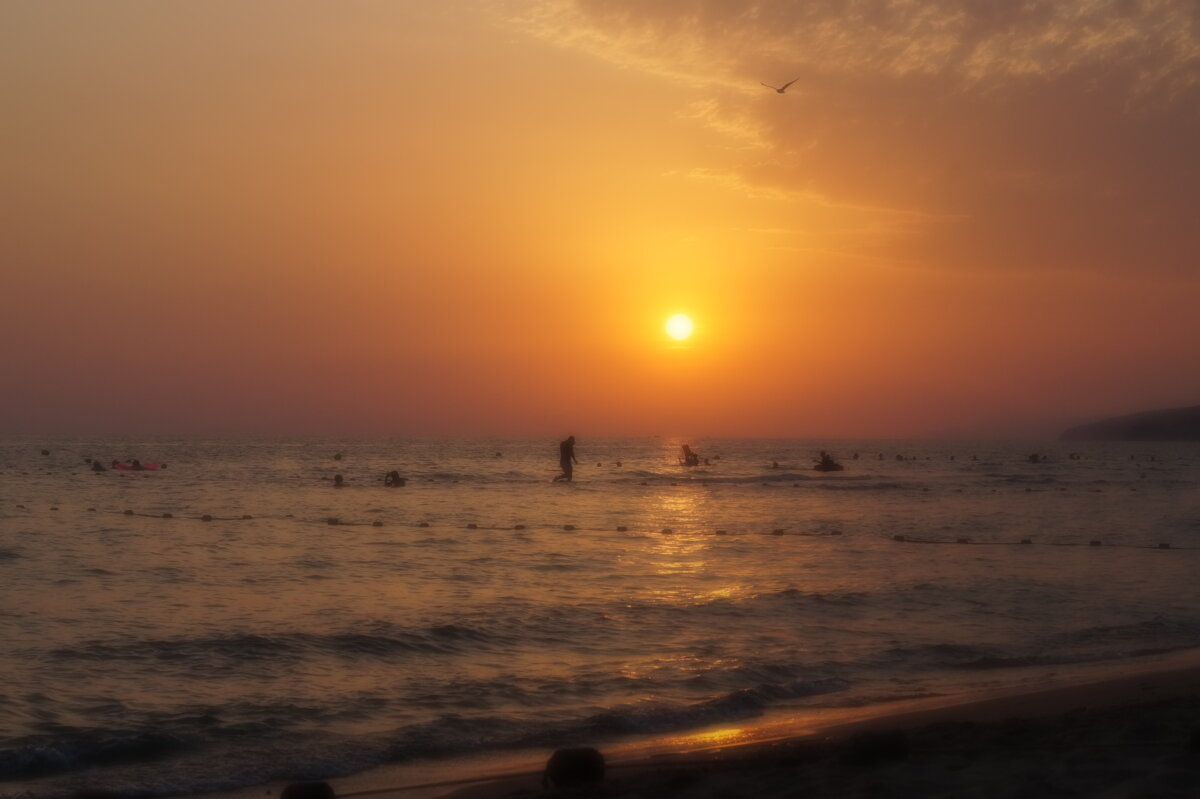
xmin=553 ymin=436 xmax=578 ymax=482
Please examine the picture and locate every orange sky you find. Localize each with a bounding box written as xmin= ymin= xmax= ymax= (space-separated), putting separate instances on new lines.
xmin=3 ymin=1 xmax=1199 ymax=437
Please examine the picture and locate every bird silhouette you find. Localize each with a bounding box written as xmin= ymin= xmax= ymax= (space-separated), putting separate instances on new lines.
xmin=761 ymin=77 xmax=800 ymax=94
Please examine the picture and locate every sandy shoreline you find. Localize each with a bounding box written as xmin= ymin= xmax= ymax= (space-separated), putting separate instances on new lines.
xmin=429 ymin=656 xmax=1200 ymax=798
xmin=218 ymin=650 xmax=1200 ymax=799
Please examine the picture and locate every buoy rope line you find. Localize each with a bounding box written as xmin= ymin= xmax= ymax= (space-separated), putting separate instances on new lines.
xmin=5 ymin=507 xmax=1196 ymax=549
xmin=890 ymin=535 xmax=1198 ymax=550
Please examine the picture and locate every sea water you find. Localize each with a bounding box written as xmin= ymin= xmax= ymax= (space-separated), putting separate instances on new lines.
xmin=1 ymin=436 xmax=1198 ymax=797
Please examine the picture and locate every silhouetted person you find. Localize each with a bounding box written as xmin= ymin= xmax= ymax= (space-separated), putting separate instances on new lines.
xmin=91 ymin=460 xmax=105 ymax=472
xmin=771 ymin=461 xmax=780 ymax=469
xmin=680 ymin=444 xmax=700 ymax=467
xmin=553 ymin=436 xmax=578 ymax=482
xmin=384 ymin=470 xmax=405 ymax=487
xmin=333 ymin=474 xmax=345 ymax=488
xmin=814 ymin=451 xmax=844 ymax=471
xmin=130 ymin=459 xmax=143 ymax=471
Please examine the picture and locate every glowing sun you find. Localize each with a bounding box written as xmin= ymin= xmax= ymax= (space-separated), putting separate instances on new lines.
xmin=665 ymin=314 xmax=694 ymax=341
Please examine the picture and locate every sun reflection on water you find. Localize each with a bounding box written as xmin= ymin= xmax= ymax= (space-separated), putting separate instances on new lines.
xmin=666 ymin=726 xmax=752 ymax=749
xmin=642 ymin=481 xmax=752 ymax=604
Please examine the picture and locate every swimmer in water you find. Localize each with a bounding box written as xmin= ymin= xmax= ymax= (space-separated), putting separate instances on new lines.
xmin=552 ymin=436 xmax=578 ymax=482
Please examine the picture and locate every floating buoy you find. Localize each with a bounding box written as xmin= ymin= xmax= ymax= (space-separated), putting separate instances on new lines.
xmin=372 ymin=520 xmax=383 ymax=527
xmin=893 ymin=534 xmax=905 ymax=542
xmin=563 ymin=524 xmax=575 ymax=531
xmin=1158 ymin=542 xmax=1171 ymax=549
xmin=1089 ymin=540 xmax=1102 ymax=547
xmin=418 ymin=521 xmax=430 ymax=528
xmin=87 ymin=507 xmax=95 ymax=512
xmin=124 ymin=509 xmax=134 ymax=515
xmin=616 ymin=526 xmax=627 ymax=532
xmin=772 ymin=529 xmax=785 ymax=536
xmin=162 ymin=513 xmax=172 ymax=519
xmin=326 ymin=517 xmax=339 ymax=525
xmin=715 ymin=529 xmax=727 ymax=535
xmin=956 ymin=538 xmax=969 ymax=544
xmin=242 ymin=514 xmax=252 ymax=520
xmin=513 ymin=524 xmax=526 ymax=530
xmin=467 ymin=523 xmax=478 ymax=529
xmin=50 ymin=507 xmax=58 ymax=511
xmin=202 ymin=514 xmax=213 ymax=522
xmin=1020 ymin=538 xmax=1032 ymax=545
xmin=661 ymin=528 xmax=673 ymax=534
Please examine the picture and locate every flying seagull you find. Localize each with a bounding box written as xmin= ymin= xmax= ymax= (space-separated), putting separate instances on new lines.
xmin=761 ymin=77 xmax=800 ymax=94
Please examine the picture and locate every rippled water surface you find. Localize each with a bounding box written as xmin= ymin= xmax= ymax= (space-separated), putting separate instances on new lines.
xmin=1 ymin=436 xmax=1198 ymax=796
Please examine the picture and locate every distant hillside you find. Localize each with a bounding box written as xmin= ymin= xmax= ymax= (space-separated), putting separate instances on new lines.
xmin=1060 ymin=405 xmax=1200 ymax=441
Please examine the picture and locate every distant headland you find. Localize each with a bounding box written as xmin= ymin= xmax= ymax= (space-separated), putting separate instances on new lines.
xmin=1060 ymin=404 xmax=1200 ymax=441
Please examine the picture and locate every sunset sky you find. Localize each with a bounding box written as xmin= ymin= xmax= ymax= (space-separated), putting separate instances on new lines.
xmin=3 ymin=1 xmax=1198 ymax=437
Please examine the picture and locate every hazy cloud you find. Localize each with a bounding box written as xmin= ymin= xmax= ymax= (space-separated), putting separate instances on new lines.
xmin=510 ymin=0 xmax=1200 ymax=272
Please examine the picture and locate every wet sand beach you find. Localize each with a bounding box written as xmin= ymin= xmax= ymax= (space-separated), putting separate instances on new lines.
xmin=306 ymin=653 xmax=1200 ymax=799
